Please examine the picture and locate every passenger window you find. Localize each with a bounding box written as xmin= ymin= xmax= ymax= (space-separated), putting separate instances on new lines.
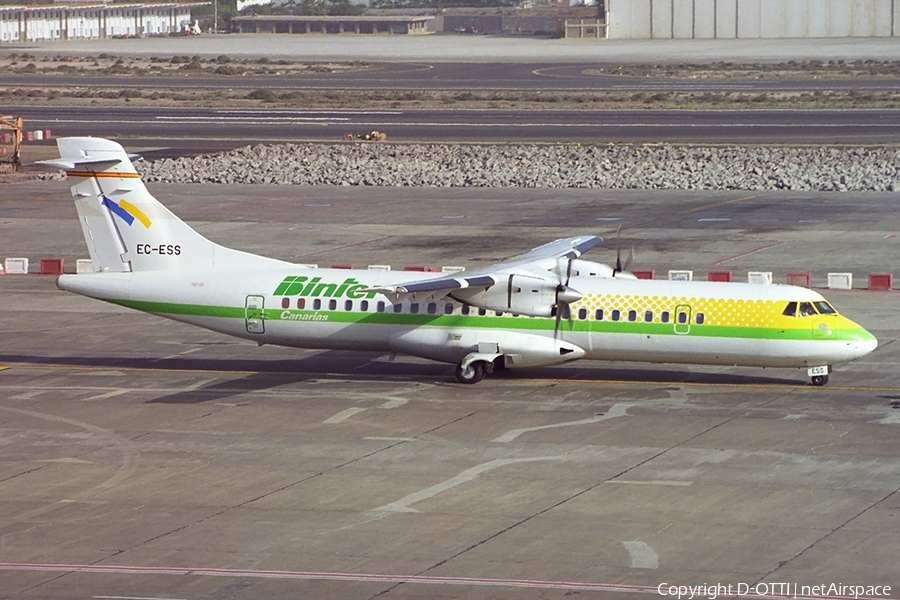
xmin=427 ymin=303 xmax=437 ymax=314
xmin=478 ymin=308 xmax=486 ymax=316
xmin=281 ymin=298 xmax=290 ymax=309
xmin=677 ymin=311 xmax=687 ymax=324
xmin=782 ymin=301 xmax=797 ymax=317
xmin=444 ymin=303 xmax=454 ymax=315
xmin=344 ymin=300 xmax=353 ymax=311
xmin=393 ymin=303 xmax=403 ymax=313
xmin=377 ymin=301 xmax=385 ymax=312
xmin=611 ymin=309 xmax=620 ymax=322
xmin=595 ymin=309 xmax=604 ymax=321
xmin=696 ymin=312 xmax=705 ymax=324
xmin=410 ymin=303 xmax=419 ymax=314
xmin=297 ymin=298 xmax=305 ymax=310
xmin=661 ymin=311 xmax=670 ymax=323
xmin=644 ymin=310 xmax=653 ymax=322
xmin=313 ymin=299 xmax=322 ymax=310
xmin=578 ymin=308 xmax=587 ymax=320
xmin=328 ymin=299 xmax=337 ymax=310
xmin=814 ymin=301 xmax=837 ymax=315
xmin=462 ymin=305 xmax=470 ymax=315
xmin=627 ymin=310 xmax=637 ymax=322
xmin=361 ymin=300 xmax=369 ymax=312
xmin=798 ymin=302 xmax=817 ymax=317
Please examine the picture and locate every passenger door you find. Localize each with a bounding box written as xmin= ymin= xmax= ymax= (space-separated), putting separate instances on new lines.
xmin=674 ymin=304 xmax=692 ymax=335
xmin=245 ymin=295 xmax=266 ymax=334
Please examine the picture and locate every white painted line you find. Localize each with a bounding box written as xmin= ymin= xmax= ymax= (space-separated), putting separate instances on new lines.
xmin=10 ymin=390 xmax=46 ymax=400
xmin=81 ymin=389 xmax=129 ymax=402
xmin=95 ymin=596 xmax=187 ymax=600
xmin=0 ymin=562 xmax=884 ymax=598
xmin=621 ymin=541 xmax=659 ymax=569
xmin=323 ymin=407 xmax=367 ymax=424
xmin=363 ymin=436 xmax=417 ymax=442
xmin=375 ymin=456 xmax=568 ymax=513
xmin=606 ymin=480 xmax=693 ymax=487
xmin=379 ymin=397 xmax=408 ymax=409
xmin=492 ymin=403 xmax=631 ymax=443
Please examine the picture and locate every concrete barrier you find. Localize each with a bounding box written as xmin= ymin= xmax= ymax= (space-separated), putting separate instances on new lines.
xmin=297 ymin=263 xmax=318 ymax=269
xmin=441 ymin=266 xmax=466 ymax=273
xmin=76 ymin=259 xmax=95 ymax=274
xmin=631 ymin=269 xmax=655 ymax=280
xmin=668 ymin=270 xmax=692 ymax=281
xmin=827 ymin=272 xmax=853 ymax=290
xmin=707 ymin=270 xmax=733 ymax=282
xmin=39 ymin=258 xmax=64 ymax=275
xmin=367 ymin=264 xmax=391 ymax=271
xmin=4 ymin=258 xmax=28 ymax=274
xmin=786 ymin=272 xmax=812 ymax=288
xmin=868 ymin=273 xmax=894 ymax=291
xmin=748 ymin=271 xmax=773 ymax=285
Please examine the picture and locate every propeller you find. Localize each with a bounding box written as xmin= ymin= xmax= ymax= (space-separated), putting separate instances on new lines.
xmin=612 ymin=226 xmax=634 ymax=277
xmin=553 ymin=256 xmax=583 ymax=339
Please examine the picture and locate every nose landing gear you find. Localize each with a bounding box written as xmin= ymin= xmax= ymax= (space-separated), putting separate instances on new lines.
xmin=808 ymin=365 xmax=831 ymax=386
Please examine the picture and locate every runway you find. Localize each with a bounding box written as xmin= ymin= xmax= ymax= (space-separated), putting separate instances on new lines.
xmin=1 ymin=181 xmax=899 ymax=599
xmin=10 ymin=106 xmax=900 ymax=149
xmin=8 ymin=62 xmax=900 ymax=93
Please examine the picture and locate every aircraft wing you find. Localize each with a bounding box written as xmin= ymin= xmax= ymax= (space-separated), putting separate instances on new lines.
xmin=364 ymin=235 xmax=602 ymax=303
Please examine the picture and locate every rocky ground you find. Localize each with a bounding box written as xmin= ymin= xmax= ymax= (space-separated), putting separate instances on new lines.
xmin=89 ymin=143 xmax=900 ymax=191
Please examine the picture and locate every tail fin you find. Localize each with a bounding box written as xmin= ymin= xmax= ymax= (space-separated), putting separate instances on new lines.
xmin=41 ymin=137 xmax=282 ymax=273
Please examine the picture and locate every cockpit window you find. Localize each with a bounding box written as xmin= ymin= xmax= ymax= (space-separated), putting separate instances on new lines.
xmin=814 ymin=301 xmax=837 ymax=315
xmin=798 ymin=302 xmax=818 ymax=317
xmin=782 ymin=302 xmax=797 ymax=317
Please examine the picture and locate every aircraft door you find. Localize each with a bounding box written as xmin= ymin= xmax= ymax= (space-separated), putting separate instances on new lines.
xmin=245 ymin=295 xmax=266 ymax=334
xmin=674 ymin=304 xmax=692 ymax=335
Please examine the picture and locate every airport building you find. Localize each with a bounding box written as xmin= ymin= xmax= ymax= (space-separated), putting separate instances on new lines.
xmin=0 ymin=2 xmax=206 ymax=43
xmin=231 ymin=14 xmax=433 ymax=35
xmin=608 ymin=0 xmax=899 ymax=38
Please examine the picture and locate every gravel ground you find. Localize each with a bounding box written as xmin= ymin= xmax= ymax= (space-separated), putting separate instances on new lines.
xmin=108 ymin=143 xmax=900 ymax=191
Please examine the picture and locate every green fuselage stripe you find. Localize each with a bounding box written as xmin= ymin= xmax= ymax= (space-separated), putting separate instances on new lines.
xmin=105 ymin=298 xmax=869 ymax=343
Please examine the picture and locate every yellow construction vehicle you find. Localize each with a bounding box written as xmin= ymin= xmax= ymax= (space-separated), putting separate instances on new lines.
xmin=0 ymin=115 xmax=23 ymax=171
xmin=343 ymin=130 xmax=387 ymax=142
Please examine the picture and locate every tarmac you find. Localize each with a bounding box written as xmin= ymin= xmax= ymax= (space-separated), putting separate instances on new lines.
xmin=1 ymin=179 xmax=899 ymax=599
xmin=10 ymin=34 xmax=900 ymax=63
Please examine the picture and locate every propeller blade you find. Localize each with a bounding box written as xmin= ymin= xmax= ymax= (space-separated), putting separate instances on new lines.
xmin=623 ymin=246 xmax=634 ymax=272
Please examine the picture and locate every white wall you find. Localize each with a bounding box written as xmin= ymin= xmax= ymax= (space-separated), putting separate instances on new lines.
xmin=610 ymin=0 xmax=897 ymax=38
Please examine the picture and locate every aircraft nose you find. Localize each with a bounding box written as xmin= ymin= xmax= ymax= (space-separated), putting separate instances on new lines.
xmin=840 ymin=324 xmax=878 ymax=359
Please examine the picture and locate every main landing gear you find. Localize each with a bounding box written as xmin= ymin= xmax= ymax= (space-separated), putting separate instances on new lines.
xmin=808 ymin=365 xmax=831 ymax=386
xmin=455 ymin=360 xmax=486 ymax=384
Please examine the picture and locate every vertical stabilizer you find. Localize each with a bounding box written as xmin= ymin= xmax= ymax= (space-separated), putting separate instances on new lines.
xmin=41 ymin=137 xmax=284 ymax=273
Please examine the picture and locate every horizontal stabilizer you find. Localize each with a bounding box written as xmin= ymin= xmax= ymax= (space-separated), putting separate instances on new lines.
xmin=36 ymin=156 xmax=123 ymax=171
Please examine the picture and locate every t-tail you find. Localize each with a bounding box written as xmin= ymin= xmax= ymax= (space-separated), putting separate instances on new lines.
xmin=40 ymin=137 xmax=284 ymax=275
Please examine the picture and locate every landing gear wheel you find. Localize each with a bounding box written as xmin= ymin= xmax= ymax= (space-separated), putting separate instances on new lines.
xmin=455 ymin=360 xmax=485 ymax=384
xmin=811 ymin=374 xmax=829 ymax=386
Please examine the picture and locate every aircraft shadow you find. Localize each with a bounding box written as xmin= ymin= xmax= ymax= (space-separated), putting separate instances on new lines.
xmin=1 ymin=352 xmax=805 ymax=396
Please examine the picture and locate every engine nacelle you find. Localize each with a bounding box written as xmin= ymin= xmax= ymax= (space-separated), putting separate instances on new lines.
xmin=570 ymin=259 xmax=637 ymax=280
xmin=451 ymin=274 xmax=560 ymax=317
xmin=389 ymin=327 xmax=585 ymax=367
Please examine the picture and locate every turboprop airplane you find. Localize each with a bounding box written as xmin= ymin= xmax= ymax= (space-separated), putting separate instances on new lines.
xmin=41 ymin=137 xmax=877 ymax=386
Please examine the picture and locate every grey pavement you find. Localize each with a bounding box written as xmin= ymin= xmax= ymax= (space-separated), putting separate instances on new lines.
xmin=1 ymin=180 xmax=899 ymax=599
